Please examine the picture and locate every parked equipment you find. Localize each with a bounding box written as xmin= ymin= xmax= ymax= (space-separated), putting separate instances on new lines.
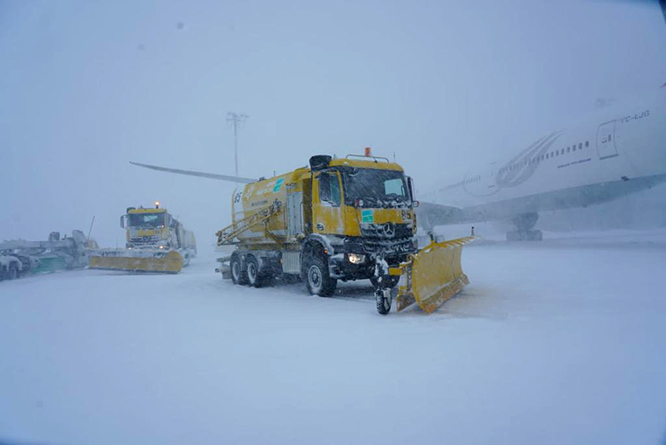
xmin=89 ymin=203 xmax=196 ymax=273
xmin=0 ymin=230 xmax=92 ymax=280
xmin=215 ymin=150 xmax=475 ymax=314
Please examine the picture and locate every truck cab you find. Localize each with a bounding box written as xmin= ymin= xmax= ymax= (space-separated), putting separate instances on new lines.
xmin=221 ymin=153 xmax=419 ymax=297
xmin=303 ymin=155 xmax=418 ymax=293
xmin=121 ymin=206 xmax=172 ymax=249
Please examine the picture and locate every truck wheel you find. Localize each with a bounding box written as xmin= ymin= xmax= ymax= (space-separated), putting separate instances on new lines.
xmin=230 ymin=254 xmax=248 ymax=285
xmin=8 ymin=264 xmax=19 ymax=280
xmin=375 ymin=288 xmax=392 ymax=315
xmin=246 ymin=256 xmax=263 ymax=288
xmin=305 ymin=255 xmax=337 ymax=297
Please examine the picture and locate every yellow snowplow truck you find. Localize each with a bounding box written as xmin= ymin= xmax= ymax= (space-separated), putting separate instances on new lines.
xmin=214 ymin=152 xmax=475 ymax=314
xmin=89 ymin=204 xmax=197 ymax=273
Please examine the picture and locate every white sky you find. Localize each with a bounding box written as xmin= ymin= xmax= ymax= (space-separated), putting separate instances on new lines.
xmin=1 ymin=0 xmax=664 ymax=246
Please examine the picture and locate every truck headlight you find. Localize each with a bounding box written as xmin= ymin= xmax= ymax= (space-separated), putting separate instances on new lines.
xmin=347 ymin=253 xmax=365 ymax=264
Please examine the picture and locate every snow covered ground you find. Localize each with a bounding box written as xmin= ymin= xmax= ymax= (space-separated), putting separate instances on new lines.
xmin=1 ymin=230 xmax=666 ymax=445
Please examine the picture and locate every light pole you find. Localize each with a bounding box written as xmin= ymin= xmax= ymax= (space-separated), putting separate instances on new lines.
xmin=226 ymin=112 xmax=248 ymax=176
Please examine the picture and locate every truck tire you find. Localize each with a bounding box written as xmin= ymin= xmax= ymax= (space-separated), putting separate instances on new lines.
xmin=375 ymin=289 xmax=392 ymax=315
xmin=8 ymin=264 xmax=19 ymax=280
xmin=230 ymin=254 xmax=248 ymax=285
xmin=246 ymin=255 xmax=262 ymax=288
xmin=305 ymin=255 xmax=337 ymax=297
xmin=246 ymin=255 xmax=274 ymax=288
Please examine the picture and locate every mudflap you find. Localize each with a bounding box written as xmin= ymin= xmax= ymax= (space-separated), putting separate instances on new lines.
xmin=390 ymin=236 xmax=476 ymax=314
xmin=89 ymin=249 xmax=184 ymax=273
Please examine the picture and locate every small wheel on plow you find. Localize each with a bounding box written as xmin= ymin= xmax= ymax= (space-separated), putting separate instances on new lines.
xmin=375 ymin=287 xmax=393 ymax=315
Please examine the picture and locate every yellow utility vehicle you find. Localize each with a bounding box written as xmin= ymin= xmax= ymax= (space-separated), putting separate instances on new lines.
xmin=89 ymin=203 xmax=196 ymax=273
xmin=214 ymin=151 xmax=474 ymax=314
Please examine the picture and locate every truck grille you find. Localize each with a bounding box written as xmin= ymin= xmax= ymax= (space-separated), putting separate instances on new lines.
xmin=360 ymin=223 xmax=413 ymax=239
xmin=359 ymin=223 xmax=414 ymax=254
xmin=129 ymin=236 xmax=160 ymax=245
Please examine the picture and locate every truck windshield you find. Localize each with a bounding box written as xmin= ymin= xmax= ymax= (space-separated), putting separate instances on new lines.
xmin=341 ymin=168 xmax=410 ymax=208
xmin=127 ymin=213 xmax=165 ymax=227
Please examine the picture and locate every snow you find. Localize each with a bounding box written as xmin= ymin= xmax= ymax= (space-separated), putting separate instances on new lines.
xmin=0 ymin=256 xmax=13 ymax=267
xmin=1 ymin=230 xmax=666 ymax=444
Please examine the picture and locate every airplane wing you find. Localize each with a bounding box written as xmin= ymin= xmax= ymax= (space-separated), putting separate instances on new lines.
xmin=130 ymin=162 xmax=257 ymax=184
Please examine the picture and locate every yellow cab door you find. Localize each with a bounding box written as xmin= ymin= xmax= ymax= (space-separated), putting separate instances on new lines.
xmin=312 ymin=170 xmax=345 ymax=236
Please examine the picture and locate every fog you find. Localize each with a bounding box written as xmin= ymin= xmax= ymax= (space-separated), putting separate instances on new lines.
xmin=2 ymin=0 xmax=665 ymax=246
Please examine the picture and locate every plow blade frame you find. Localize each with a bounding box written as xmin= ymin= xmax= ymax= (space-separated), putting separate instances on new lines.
xmin=393 ymin=236 xmax=475 ymax=313
xmin=89 ymin=249 xmax=184 ymax=273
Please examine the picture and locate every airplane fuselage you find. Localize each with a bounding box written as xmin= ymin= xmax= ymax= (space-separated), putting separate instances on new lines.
xmin=423 ymin=88 xmax=666 ymax=225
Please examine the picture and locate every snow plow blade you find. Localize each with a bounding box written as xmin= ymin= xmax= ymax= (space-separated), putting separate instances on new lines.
xmin=88 ymin=249 xmax=184 ymax=273
xmin=390 ymin=236 xmax=476 ymax=313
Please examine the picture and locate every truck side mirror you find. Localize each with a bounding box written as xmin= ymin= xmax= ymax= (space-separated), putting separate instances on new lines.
xmin=407 ymin=176 xmax=417 ymax=204
xmin=120 ymin=215 xmax=125 ymax=228
xmin=309 ymin=155 xmax=332 ymax=171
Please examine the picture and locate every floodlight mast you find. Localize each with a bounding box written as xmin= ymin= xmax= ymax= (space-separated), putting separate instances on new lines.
xmin=226 ymin=112 xmax=248 ymax=176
